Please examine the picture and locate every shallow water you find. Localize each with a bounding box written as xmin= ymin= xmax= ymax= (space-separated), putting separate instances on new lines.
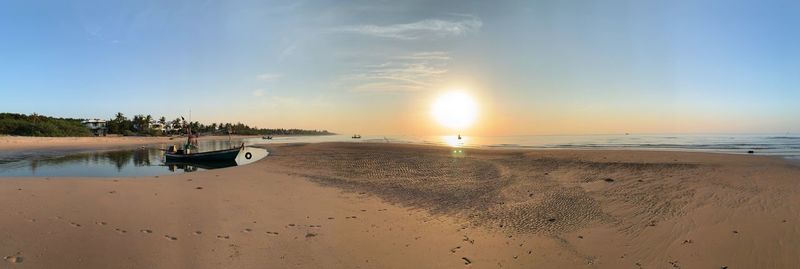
xmin=1 ymin=134 xmax=797 ymax=177
xmin=248 ymin=134 xmax=800 ymax=157
xmin=0 ymin=139 xmax=268 ymax=177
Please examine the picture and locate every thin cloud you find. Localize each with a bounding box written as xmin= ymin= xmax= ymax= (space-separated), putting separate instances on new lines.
xmin=257 ymin=73 xmax=284 ymax=82
xmin=279 ymin=44 xmax=296 ymax=60
xmin=345 ymin=52 xmax=451 ymax=92
xmin=252 ymin=89 xmax=265 ymax=97
xmin=393 ymin=51 xmax=451 ymax=61
xmin=333 ymin=16 xmax=482 ymax=40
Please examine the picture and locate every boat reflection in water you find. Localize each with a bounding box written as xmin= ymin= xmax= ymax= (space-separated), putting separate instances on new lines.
xmin=165 ymin=160 xmax=238 ymax=172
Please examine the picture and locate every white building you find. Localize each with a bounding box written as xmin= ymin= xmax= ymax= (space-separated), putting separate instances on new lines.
xmin=81 ymin=119 xmax=107 ymax=136
xmin=149 ymin=121 xmax=166 ymax=132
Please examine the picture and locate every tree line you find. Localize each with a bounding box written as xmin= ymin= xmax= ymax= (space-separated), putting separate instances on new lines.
xmin=0 ymin=113 xmax=92 ymax=137
xmin=107 ymin=112 xmax=333 ymax=136
xmin=0 ymin=112 xmax=333 ymax=137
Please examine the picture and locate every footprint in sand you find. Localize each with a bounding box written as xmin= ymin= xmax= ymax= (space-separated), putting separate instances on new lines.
xmin=115 ymin=228 xmax=128 ymax=234
xmin=140 ymin=229 xmax=153 ymax=234
xmin=462 ymin=235 xmax=475 ymax=244
xmin=461 ymin=257 xmax=472 ymax=265
xmin=70 ymin=222 xmax=82 ymax=228
xmin=194 ymin=231 xmax=203 ymax=235
xmin=195 ymin=187 xmax=203 ymax=190
xmin=305 ymin=232 xmax=317 ymax=238
xmin=96 ymin=221 xmax=107 ymax=226
xmin=266 ymin=231 xmax=279 ymax=236
xmin=164 ymin=235 xmax=178 ymax=241
xmin=3 ymin=255 xmax=23 ymax=264
xmin=242 ymin=228 xmax=252 ymax=233
xmin=217 ymin=235 xmax=230 ymax=240
xmin=327 ymin=217 xmax=335 ymax=220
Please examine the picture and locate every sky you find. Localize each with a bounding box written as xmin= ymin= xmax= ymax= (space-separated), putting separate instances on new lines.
xmin=0 ymin=0 xmax=798 ymax=135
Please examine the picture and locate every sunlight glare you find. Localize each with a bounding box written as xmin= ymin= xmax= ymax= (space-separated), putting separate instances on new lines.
xmin=431 ymin=91 xmax=478 ymax=130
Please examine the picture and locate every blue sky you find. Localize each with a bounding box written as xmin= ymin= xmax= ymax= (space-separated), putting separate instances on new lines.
xmin=0 ymin=0 xmax=798 ymax=135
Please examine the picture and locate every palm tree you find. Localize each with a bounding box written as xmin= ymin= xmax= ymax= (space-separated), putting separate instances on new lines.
xmin=155 ymin=117 xmax=165 ymax=135
xmin=171 ymin=118 xmax=182 ymax=134
xmin=110 ymin=112 xmax=126 ymax=134
xmin=144 ymin=115 xmax=153 ymax=132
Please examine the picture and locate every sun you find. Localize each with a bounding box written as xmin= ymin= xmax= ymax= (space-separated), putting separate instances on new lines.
xmin=431 ymin=91 xmax=478 ymax=130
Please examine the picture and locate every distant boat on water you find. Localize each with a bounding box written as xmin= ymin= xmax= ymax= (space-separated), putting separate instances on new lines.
xmin=458 ymin=134 xmax=462 ymax=140
xmin=352 ymin=134 xmax=362 ymax=139
xmin=263 ymin=136 xmax=272 ymax=140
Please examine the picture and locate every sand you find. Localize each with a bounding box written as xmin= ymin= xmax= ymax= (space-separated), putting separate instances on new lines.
xmin=1 ymin=142 xmax=799 ymax=268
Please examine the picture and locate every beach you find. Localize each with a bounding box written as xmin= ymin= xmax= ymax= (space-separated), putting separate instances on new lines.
xmin=1 ymin=141 xmax=799 ymax=268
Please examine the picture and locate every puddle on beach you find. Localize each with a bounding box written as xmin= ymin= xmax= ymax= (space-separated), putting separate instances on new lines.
xmin=0 ymin=140 xmax=269 ymax=178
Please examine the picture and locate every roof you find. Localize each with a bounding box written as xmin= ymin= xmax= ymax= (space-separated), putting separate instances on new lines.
xmin=81 ymin=119 xmax=106 ymax=124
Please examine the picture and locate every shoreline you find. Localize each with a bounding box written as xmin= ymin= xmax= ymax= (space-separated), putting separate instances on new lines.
xmin=1 ymin=142 xmax=799 ymax=268
xmin=2 ymin=135 xmax=798 ymax=164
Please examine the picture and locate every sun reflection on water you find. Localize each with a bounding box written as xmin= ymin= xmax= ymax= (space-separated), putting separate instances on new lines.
xmin=442 ymin=135 xmax=466 ymax=147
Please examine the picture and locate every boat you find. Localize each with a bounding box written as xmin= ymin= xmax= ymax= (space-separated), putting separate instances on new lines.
xmin=262 ymin=136 xmax=273 ymax=140
xmin=165 ymin=144 xmax=243 ymax=162
xmin=352 ymin=134 xmax=361 ymax=139
xmin=458 ymin=134 xmax=462 ymax=140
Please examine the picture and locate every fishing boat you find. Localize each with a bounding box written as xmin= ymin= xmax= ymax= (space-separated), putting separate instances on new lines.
xmin=352 ymin=134 xmax=362 ymax=139
xmin=165 ymin=144 xmax=243 ymax=162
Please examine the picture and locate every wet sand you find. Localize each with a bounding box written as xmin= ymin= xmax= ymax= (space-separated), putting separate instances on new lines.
xmin=1 ymin=142 xmax=799 ymax=268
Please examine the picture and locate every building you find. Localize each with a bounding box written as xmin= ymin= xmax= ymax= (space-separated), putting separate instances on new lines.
xmin=81 ymin=119 xmax=107 ymax=136
xmin=149 ymin=121 xmax=166 ymax=133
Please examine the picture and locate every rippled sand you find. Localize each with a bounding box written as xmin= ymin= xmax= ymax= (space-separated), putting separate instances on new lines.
xmin=269 ymin=143 xmax=800 ymax=267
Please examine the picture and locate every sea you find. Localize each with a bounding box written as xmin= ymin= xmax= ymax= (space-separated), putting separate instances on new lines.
xmin=1 ymin=134 xmax=798 ymax=177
